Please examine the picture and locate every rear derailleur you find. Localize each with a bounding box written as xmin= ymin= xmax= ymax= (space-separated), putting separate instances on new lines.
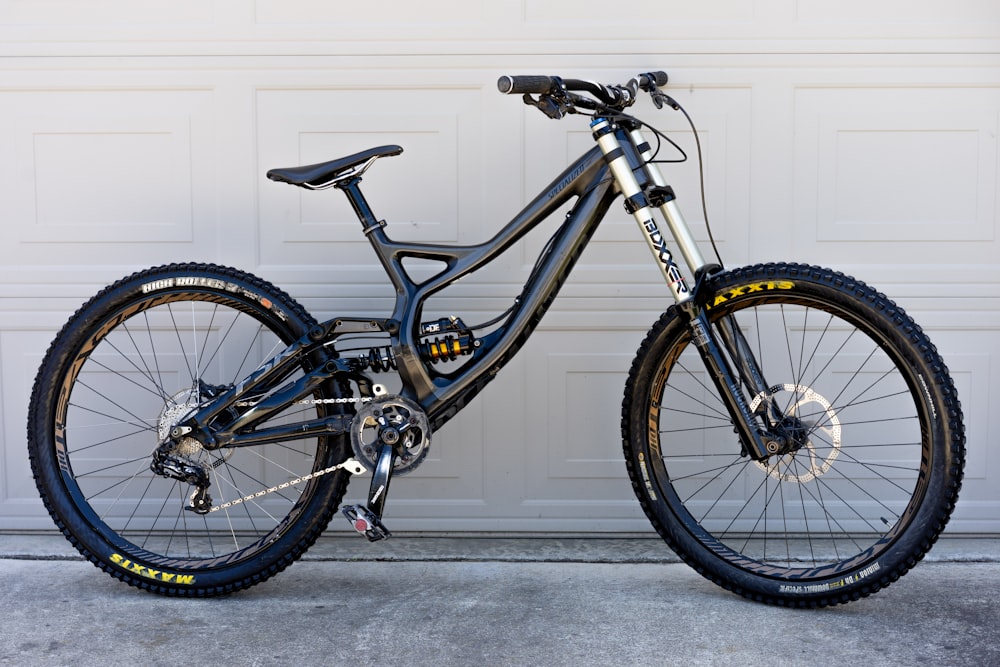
xmin=150 ymin=435 xmax=214 ymax=514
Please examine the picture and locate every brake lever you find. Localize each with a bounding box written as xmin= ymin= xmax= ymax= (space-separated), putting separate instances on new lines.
xmin=650 ymin=90 xmax=680 ymax=111
xmin=522 ymin=93 xmax=567 ymax=120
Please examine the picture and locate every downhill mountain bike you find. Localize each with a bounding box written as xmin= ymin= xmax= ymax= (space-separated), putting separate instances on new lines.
xmin=27 ymin=72 xmax=965 ymax=606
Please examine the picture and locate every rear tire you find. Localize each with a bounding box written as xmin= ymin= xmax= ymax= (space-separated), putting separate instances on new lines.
xmin=28 ymin=263 xmax=353 ymax=596
xmin=622 ymin=263 xmax=965 ymax=606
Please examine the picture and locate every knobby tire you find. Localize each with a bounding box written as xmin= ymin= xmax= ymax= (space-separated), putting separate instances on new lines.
xmin=622 ymin=263 xmax=965 ymax=607
xmin=27 ymin=263 xmax=353 ymax=596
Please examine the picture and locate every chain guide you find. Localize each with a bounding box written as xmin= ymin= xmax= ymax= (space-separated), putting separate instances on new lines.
xmin=350 ymin=395 xmax=431 ymax=476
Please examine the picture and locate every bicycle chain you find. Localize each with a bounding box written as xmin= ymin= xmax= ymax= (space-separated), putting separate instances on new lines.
xmin=209 ymin=394 xmax=376 ymax=513
xmin=208 ymin=458 xmax=367 ymax=513
xmin=236 ymin=396 xmax=374 ymax=407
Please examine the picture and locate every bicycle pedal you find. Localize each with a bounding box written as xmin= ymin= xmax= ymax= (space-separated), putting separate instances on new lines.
xmin=341 ymin=504 xmax=391 ymax=542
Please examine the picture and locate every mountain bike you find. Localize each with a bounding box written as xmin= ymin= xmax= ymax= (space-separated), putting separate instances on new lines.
xmin=26 ymin=71 xmax=965 ymax=606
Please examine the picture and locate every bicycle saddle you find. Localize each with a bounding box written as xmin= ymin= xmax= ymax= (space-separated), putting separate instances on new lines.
xmin=267 ymin=145 xmax=403 ymax=188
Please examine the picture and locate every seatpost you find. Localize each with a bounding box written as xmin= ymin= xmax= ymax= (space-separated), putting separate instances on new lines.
xmin=336 ymin=176 xmax=385 ymax=236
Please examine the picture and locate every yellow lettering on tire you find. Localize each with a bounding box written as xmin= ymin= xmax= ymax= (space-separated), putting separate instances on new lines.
xmin=110 ymin=553 xmax=196 ymax=585
xmin=708 ymin=280 xmax=795 ymax=309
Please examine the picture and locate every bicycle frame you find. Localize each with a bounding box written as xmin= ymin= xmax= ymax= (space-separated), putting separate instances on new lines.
xmin=338 ymin=141 xmax=617 ymax=429
xmin=177 ymin=114 xmax=781 ymax=487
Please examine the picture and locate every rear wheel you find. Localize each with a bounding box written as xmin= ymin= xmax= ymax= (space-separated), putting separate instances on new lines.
xmin=622 ymin=263 xmax=965 ymax=606
xmin=28 ymin=263 xmax=353 ymax=596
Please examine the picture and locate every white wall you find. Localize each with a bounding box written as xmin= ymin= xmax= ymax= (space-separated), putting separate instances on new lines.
xmin=1 ymin=0 xmax=998 ymax=532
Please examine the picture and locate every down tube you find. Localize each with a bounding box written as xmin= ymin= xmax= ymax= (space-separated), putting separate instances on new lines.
xmin=426 ymin=172 xmax=618 ymax=429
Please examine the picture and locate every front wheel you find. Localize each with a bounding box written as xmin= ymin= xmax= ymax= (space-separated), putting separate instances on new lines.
xmin=27 ymin=263 xmax=353 ymax=596
xmin=622 ymin=263 xmax=965 ymax=607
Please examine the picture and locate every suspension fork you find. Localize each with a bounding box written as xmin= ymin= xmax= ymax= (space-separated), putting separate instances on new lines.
xmin=681 ymin=306 xmax=783 ymax=459
xmin=714 ymin=313 xmax=785 ymax=427
xmin=591 ymin=117 xmax=779 ymax=460
xmin=624 ymin=120 xmax=782 ymax=428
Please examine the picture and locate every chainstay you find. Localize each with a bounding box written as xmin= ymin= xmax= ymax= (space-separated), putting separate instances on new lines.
xmin=208 ymin=393 xmax=377 ymax=511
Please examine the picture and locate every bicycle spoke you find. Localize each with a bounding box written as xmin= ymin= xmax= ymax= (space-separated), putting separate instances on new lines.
xmin=638 ymin=287 xmax=939 ymax=580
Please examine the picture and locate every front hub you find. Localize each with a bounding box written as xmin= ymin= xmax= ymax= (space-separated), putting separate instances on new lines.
xmin=750 ymin=383 xmax=842 ymax=483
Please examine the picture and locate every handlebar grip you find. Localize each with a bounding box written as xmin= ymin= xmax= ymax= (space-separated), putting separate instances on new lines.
xmin=645 ymin=71 xmax=669 ymax=87
xmin=635 ymin=71 xmax=669 ymax=93
xmin=497 ymin=75 xmax=560 ymax=95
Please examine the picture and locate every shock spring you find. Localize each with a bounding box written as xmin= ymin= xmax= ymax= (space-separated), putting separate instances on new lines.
xmin=366 ymin=345 xmax=398 ymax=372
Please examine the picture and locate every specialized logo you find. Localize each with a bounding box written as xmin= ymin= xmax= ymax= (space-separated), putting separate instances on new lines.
xmin=547 ymin=162 xmax=587 ymax=199
xmin=707 ymin=281 xmax=795 ymax=309
xmin=110 ymin=553 xmax=196 ymax=585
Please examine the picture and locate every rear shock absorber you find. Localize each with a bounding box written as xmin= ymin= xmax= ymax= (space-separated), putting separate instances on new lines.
xmin=417 ymin=316 xmax=478 ymax=363
xmin=362 ymin=318 xmax=478 ymax=371
xmin=418 ymin=333 xmax=477 ymax=364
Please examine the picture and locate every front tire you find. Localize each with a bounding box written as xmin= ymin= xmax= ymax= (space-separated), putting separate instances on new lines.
xmin=27 ymin=263 xmax=353 ymax=596
xmin=622 ymin=263 xmax=965 ymax=606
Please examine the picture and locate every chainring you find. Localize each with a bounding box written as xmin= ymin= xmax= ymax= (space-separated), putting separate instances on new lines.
xmin=350 ymin=395 xmax=431 ymax=475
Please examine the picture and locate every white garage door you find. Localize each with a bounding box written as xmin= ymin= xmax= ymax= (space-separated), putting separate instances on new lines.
xmin=1 ymin=1 xmax=998 ymax=534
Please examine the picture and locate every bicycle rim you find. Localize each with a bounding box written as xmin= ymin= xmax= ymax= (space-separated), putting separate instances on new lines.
xmin=51 ymin=288 xmax=335 ymax=567
xmin=643 ymin=287 xmax=934 ymax=580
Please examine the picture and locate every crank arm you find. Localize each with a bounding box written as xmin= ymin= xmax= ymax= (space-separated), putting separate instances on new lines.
xmin=367 ymin=443 xmax=395 ymax=519
xmin=341 ymin=444 xmax=396 ymax=542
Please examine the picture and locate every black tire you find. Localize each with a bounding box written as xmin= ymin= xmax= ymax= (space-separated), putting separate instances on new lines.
xmin=27 ymin=263 xmax=353 ymax=596
xmin=622 ymin=263 xmax=965 ymax=607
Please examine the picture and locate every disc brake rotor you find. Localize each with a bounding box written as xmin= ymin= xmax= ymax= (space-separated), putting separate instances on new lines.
xmin=156 ymin=387 xmax=233 ymax=467
xmin=157 ymin=389 xmax=201 ymax=443
xmin=750 ymin=383 xmax=842 ymax=483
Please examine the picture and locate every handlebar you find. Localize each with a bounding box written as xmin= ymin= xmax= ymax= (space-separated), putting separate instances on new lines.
xmin=497 ymin=72 xmax=667 ymax=96
xmin=636 ymin=71 xmax=669 ymax=90
xmin=497 ymin=71 xmax=669 ymax=115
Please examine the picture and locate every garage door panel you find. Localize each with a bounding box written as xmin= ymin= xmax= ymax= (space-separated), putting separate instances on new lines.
xmin=0 ymin=88 xmax=218 ymax=267
xmin=793 ymin=86 xmax=1000 ymax=266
